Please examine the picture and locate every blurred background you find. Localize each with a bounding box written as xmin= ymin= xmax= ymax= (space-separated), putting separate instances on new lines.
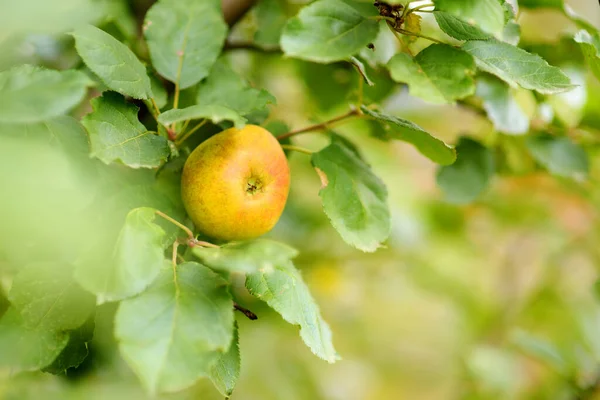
xmin=1 ymin=0 xmax=600 ymax=399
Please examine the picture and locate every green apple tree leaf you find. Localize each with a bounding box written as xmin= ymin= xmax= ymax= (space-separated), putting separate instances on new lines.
xmin=525 ymin=134 xmax=589 ymax=179
xmin=75 ymin=207 xmax=166 ymax=303
xmin=519 ymin=0 xmax=563 ymax=8
xmin=246 ymin=260 xmax=339 ymax=363
xmin=574 ymin=30 xmax=600 ymax=82
xmin=192 ymin=239 xmax=298 ymax=274
xmin=210 ymin=322 xmax=240 ymax=398
xmin=434 ymin=11 xmax=492 ymax=41
xmin=71 ymin=25 xmax=152 ymax=99
xmin=436 ymin=137 xmax=495 ymax=204
xmin=361 ymin=107 xmax=457 ymax=165
xmin=158 ymin=104 xmax=246 ymax=129
xmin=8 ymin=262 xmax=95 ymax=331
xmin=476 ymin=75 xmax=529 ymax=135
xmin=115 ymin=262 xmax=234 ymax=394
xmin=0 ymin=308 xmax=69 ymax=372
xmin=82 ymin=92 xmax=169 ymax=168
xmin=42 ymin=313 xmax=95 ymax=374
xmin=196 ymin=59 xmax=276 ymax=116
xmin=311 ymin=138 xmax=390 ymax=252
xmin=144 ymin=0 xmax=227 ymax=89
xmin=254 ymin=0 xmax=288 ymax=47
xmin=0 ymin=65 xmax=93 ymax=123
xmin=280 ymin=0 xmax=379 ymax=63
xmin=387 ymin=44 xmax=476 ymax=104
xmin=433 ymin=0 xmax=506 ymax=36
xmin=462 ymin=39 xmax=574 ymax=94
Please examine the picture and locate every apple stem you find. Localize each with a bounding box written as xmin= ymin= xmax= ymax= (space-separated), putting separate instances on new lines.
xmin=171 ymin=241 xmax=179 ymax=267
xmin=155 ymin=210 xmax=195 ymax=240
xmin=281 ymin=144 xmax=313 ymax=155
xmin=276 ymin=108 xmax=361 ymax=141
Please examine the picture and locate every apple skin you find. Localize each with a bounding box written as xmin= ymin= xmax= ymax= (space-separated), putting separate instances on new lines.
xmin=181 ymin=124 xmax=290 ymax=241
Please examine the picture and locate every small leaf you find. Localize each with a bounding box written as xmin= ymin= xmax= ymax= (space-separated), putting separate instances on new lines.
xmin=149 ymin=70 xmax=168 ymax=109
xmin=254 ymin=0 xmax=288 ymax=47
xmin=311 ymin=138 xmax=390 ymax=252
xmin=144 ymin=0 xmax=227 ymax=89
xmin=476 ymin=75 xmax=529 ymax=135
xmin=349 ymin=57 xmax=374 ymax=86
xmin=525 ymin=134 xmax=588 ymax=179
xmin=436 ymin=137 xmax=495 ymax=204
xmin=115 ymin=262 xmax=234 ymax=394
xmin=433 ymin=0 xmax=506 ymax=36
xmin=158 ymin=105 xmax=246 ymax=129
xmin=195 ymin=59 xmax=276 ymax=116
xmin=210 ymin=322 xmax=240 ymax=397
xmin=192 ymin=239 xmax=298 ymax=274
xmin=361 ymin=107 xmax=457 ymax=165
xmin=8 ymin=262 xmax=95 ymax=331
xmin=0 ymin=65 xmax=93 ymax=123
xmin=42 ymin=313 xmax=95 ymax=374
xmin=519 ymin=0 xmax=563 ymax=8
xmin=0 ymin=308 xmax=69 ymax=372
xmin=574 ymin=30 xmax=600 ymax=82
xmin=510 ymin=329 xmax=569 ymax=374
xmin=404 ymin=13 xmax=422 ymax=39
xmin=387 ymin=44 xmax=476 ymax=104
xmin=246 ymin=261 xmax=339 ymax=363
xmin=75 ymin=207 xmax=166 ymax=303
xmin=71 ymin=25 xmax=152 ymax=99
xmin=434 ymin=11 xmax=491 ymax=41
xmin=280 ymin=0 xmax=379 ymax=63
xmin=462 ymin=39 xmax=574 ymax=94
xmin=82 ymin=92 xmax=169 ymax=168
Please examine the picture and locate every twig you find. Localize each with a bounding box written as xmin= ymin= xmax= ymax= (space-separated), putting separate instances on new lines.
xmin=281 ymin=144 xmax=313 ymax=155
xmin=276 ymin=109 xmax=360 ymax=141
xmin=234 ymin=303 xmax=258 ymax=320
xmin=224 ymin=41 xmax=281 ymax=53
xmin=175 ymin=119 xmax=207 ymax=146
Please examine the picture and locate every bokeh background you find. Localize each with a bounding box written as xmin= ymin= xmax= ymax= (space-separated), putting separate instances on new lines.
xmin=1 ymin=0 xmax=600 ymax=399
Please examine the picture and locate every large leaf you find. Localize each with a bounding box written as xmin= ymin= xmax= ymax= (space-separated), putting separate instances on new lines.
xmin=280 ymin=0 xmax=379 ymax=63
xmin=436 ymin=137 xmax=495 ymax=204
xmin=0 ymin=65 xmax=93 ymax=123
xmin=71 ymin=25 xmax=152 ymax=99
xmin=75 ymin=207 xmax=166 ymax=303
xmin=246 ymin=261 xmax=339 ymax=363
xmin=575 ymin=30 xmax=600 ymax=82
xmin=8 ymin=262 xmax=95 ymax=331
xmin=196 ymin=59 xmax=275 ymax=116
xmin=42 ymin=313 xmax=95 ymax=374
xmin=210 ymin=322 xmax=240 ymax=397
xmin=115 ymin=262 xmax=234 ymax=394
xmin=144 ymin=0 xmax=227 ymax=89
xmin=387 ymin=44 xmax=476 ymax=104
xmin=311 ymin=138 xmax=390 ymax=252
xmin=254 ymin=0 xmax=288 ymax=47
xmin=0 ymin=308 xmax=69 ymax=371
xmin=476 ymin=75 xmax=529 ymax=135
xmin=433 ymin=0 xmax=506 ymax=36
xmin=361 ymin=107 xmax=456 ymax=165
xmin=157 ymin=104 xmax=246 ymax=129
xmin=525 ymin=134 xmax=589 ymax=179
xmin=434 ymin=11 xmax=491 ymax=41
xmin=82 ymin=92 xmax=169 ymax=168
xmin=462 ymin=39 xmax=573 ymax=94
xmin=192 ymin=239 xmax=298 ymax=274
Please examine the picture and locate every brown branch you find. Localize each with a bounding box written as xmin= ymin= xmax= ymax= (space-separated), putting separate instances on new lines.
xmin=222 ymin=0 xmax=258 ymax=26
xmin=234 ymin=303 xmax=258 ymax=320
xmin=224 ymin=41 xmax=282 ymax=53
xmin=276 ymin=109 xmax=361 ymax=141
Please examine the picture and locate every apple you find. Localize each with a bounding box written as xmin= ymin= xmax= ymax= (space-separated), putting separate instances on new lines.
xmin=181 ymin=124 xmax=290 ymax=241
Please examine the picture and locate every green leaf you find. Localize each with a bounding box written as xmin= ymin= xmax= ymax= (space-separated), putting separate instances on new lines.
xmin=518 ymin=0 xmax=563 ymax=9
xmin=433 ymin=0 xmax=506 ymax=36
xmin=436 ymin=137 xmax=495 ymax=204
xmin=75 ymin=207 xmax=166 ymax=303
xmin=311 ymin=138 xmax=390 ymax=252
xmin=149 ymin=70 xmax=168 ymax=109
xmin=158 ymin=104 xmax=246 ymax=129
xmin=196 ymin=59 xmax=276 ymax=116
xmin=115 ymin=262 xmax=234 ymax=394
xmin=8 ymin=263 xmax=95 ymax=331
xmin=280 ymin=0 xmax=379 ymax=63
xmin=82 ymin=92 xmax=169 ymax=168
xmin=387 ymin=44 xmax=476 ymax=104
xmin=246 ymin=261 xmax=339 ymax=363
xmin=0 ymin=308 xmax=69 ymax=371
xmin=361 ymin=107 xmax=457 ymax=165
xmin=509 ymin=329 xmax=569 ymax=374
xmin=71 ymin=25 xmax=152 ymax=100
xmin=42 ymin=313 xmax=95 ymax=374
xmin=462 ymin=39 xmax=574 ymax=94
xmin=254 ymin=0 xmax=288 ymax=47
xmin=192 ymin=239 xmax=298 ymax=274
xmin=210 ymin=322 xmax=240 ymax=397
xmin=574 ymin=30 xmax=600 ymax=82
xmin=434 ymin=11 xmax=492 ymax=41
xmin=0 ymin=65 xmax=93 ymax=123
xmin=144 ymin=0 xmax=227 ymax=89
xmin=476 ymin=75 xmax=529 ymax=135
xmin=525 ymin=134 xmax=589 ymax=179
xmin=349 ymin=56 xmax=374 ymax=86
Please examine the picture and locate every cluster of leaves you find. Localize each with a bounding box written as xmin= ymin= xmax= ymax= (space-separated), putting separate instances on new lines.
xmin=0 ymin=0 xmax=599 ymax=397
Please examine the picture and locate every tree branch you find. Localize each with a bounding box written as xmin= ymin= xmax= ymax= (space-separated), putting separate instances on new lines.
xmin=222 ymin=0 xmax=258 ymax=26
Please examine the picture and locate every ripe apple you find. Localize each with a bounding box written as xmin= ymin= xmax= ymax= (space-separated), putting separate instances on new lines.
xmin=181 ymin=124 xmax=290 ymax=241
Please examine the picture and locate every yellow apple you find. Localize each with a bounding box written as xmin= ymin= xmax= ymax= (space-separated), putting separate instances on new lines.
xmin=181 ymin=124 xmax=290 ymax=241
